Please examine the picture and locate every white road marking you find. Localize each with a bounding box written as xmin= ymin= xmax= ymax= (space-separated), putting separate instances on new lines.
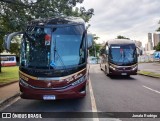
xmin=143 ymin=85 xmax=160 ymax=94
xmin=89 ymin=78 xmax=99 ymax=121
xmin=89 ymin=79 xmax=122 ymax=121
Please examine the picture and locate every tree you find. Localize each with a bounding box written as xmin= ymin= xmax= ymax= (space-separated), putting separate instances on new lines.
xmin=0 ymin=0 xmax=94 ymax=72
xmin=156 ymin=20 xmax=160 ymax=31
xmin=155 ymin=42 xmax=160 ymax=51
xmin=157 ymin=27 xmax=160 ymax=31
xmin=0 ymin=0 xmax=94 ymax=52
xmin=89 ymin=34 xmax=101 ymax=57
xmin=116 ymin=35 xmax=130 ymax=39
xmin=153 ymin=46 xmax=157 ymax=50
xmin=155 ymin=21 xmax=160 ymax=51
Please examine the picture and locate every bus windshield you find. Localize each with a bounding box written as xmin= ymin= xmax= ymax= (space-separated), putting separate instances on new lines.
xmin=20 ymin=25 xmax=85 ymax=69
xmin=109 ymin=44 xmax=137 ymax=66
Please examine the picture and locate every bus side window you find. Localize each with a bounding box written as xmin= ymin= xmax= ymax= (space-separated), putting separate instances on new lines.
xmin=9 ymin=57 xmax=14 ymax=61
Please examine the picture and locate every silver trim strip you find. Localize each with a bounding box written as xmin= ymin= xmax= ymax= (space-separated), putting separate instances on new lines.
xmin=110 ymin=63 xmax=137 ymax=68
xmin=20 ymin=76 xmax=86 ymax=90
xmin=37 ymin=77 xmax=61 ymax=81
xmin=37 ymin=68 xmax=86 ymax=81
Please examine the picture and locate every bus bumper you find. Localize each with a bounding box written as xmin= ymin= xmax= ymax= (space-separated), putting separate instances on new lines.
xmin=19 ymin=80 xmax=87 ymax=100
xmin=109 ymin=68 xmax=137 ymax=75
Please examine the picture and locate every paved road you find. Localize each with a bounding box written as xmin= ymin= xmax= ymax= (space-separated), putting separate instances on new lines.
xmin=1 ymin=64 xmax=160 ymax=121
xmin=138 ymin=62 xmax=160 ymax=73
xmin=90 ymin=64 xmax=160 ymax=112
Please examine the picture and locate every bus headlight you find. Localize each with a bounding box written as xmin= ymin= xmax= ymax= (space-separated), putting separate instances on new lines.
xmin=71 ymin=76 xmax=85 ymax=86
xmin=109 ymin=65 xmax=116 ymax=70
xmin=132 ymin=66 xmax=137 ymax=70
xmin=20 ymin=78 xmax=29 ymax=87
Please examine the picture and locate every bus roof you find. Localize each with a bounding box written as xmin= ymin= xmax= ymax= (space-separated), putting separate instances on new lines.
xmin=27 ymin=16 xmax=85 ymax=26
xmin=0 ymin=52 xmax=16 ymax=56
xmin=107 ymin=39 xmax=135 ymax=45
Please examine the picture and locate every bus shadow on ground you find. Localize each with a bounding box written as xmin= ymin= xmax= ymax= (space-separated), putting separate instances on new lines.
xmin=35 ymin=98 xmax=88 ymax=112
xmin=2 ymin=93 xmax=91 ymax=112
xmin=108 ymin=75 xmax=136 ymax=80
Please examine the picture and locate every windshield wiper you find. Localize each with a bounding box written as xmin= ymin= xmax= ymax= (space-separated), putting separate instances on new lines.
xmin=51 ymin=37 xmax=69 ymax=74
xmin=79 ymin=30 xmax=86 ymax=64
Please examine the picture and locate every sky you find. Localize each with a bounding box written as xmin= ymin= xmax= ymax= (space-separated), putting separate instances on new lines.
xmin=77 ymin=0 xmax=160 ymax=47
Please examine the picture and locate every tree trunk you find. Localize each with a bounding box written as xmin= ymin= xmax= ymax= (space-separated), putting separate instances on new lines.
xmin=0 ymin=63 xmax=1 ymax=73
xmin=0 ymin=55 xmax=1 ymax=73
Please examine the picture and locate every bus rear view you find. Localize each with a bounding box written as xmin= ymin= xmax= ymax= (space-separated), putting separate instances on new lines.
xmin=3 ymin=17 xmax=93 ymax=100
xmin=100 ymin=39 xmax=139 ymax=76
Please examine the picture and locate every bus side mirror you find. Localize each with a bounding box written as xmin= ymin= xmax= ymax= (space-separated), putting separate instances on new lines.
xmin=106 ymin=50 xmax=108 ymax=55
xmin=136 ymin=47 xmax=142 ymax=56
xmin=3 ymin=32 xmax=23 ymax=51
xmin=87 ymin=34 xmax=93 ymax=49
xmin=140 ymin=50 xmax=142 ymax=55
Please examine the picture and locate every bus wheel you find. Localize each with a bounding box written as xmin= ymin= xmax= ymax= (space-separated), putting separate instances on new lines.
xmin=105 ymin=66 xmax=109 ymax=76
xmin=106 ymin=68 xmax=111 ymax=76
xmin=100 ymin=67 xmax=103 ymax=71
xmin=100 ymin=64 xmax=103 ymax=71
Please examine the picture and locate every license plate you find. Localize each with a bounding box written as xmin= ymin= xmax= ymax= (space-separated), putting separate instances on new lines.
xmin=121 ymin=73 xmax=127 ymax=75
xmin=43 ymin=95 xmax=56 ymax=100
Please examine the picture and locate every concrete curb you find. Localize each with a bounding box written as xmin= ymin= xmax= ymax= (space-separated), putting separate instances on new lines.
xmin=137 ymin=71 xmax=160 ymax=79
xmin=0 ymin=93 xmax=20 ymax=108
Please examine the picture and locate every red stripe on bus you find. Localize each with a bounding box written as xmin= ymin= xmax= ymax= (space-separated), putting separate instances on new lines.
xmin=1 ymin=63 xmax=17 ymax=66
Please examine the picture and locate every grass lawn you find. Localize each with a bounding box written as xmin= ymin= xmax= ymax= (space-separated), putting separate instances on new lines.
xmin=137 ymin=70 xmax=160 ymax=78
xmin=0 ymin=66 xmax=19 ymax=85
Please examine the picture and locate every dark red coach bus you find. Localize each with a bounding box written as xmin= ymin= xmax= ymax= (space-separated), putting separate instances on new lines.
xmin=100 ymin=39 xmax=141 ymax=76
xmin=3 ymin=16 xmax=93 ymax=100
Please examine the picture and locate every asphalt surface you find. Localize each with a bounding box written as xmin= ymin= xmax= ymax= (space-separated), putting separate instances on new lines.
xmin=90 ymin=64 xmax=160 ymax=112
xmin=138 ymin=63 xmax=160 ymax=73
xmin=1 ymin=64 xmax=160 ymax=121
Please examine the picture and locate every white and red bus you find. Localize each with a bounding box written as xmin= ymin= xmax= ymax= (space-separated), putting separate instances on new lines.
xmin=1 ymin=56 xmax=17 ymax=66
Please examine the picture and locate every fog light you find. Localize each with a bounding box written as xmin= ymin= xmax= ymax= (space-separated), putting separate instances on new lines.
xmin=132 ymin=66 xmax=137 ymax=70
xmin=109 ymin=65 xmax=116 ymax=70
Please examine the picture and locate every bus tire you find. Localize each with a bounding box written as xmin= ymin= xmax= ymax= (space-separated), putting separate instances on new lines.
xmin=105 ymin=66 xmax=108 ymax=76
xmin=100 ymin=64 xmax=103 ymax=71
xmin=106 ymin=66 xmax=110 ymax=76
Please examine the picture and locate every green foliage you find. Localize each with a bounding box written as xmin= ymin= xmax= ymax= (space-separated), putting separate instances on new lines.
xmin=0 ymin=66 xmax=19 ymax=85
xmin=116 ymin=35 xmax=130 ymax=39
xmin=10 ymin=36 xmax=21 ymax=56
xmin=156 ymin=20 xmax=160 ymax=31
xmin=153 ymin=46 xmax=157 ymax=50
xmin=155 ymin=42 xmax=160 ymax=51
xmin=157 ymin=27 xmax=160 ymax=32
xmin=0 ymin=36 xmax=4 ymax=53
xmin=89 ymin=34 xmax=101 ymax=57
xmin=138 ymin=70 xmax=160 ymax=78
xmin=0 ymin=0 xmax=94 ymax=54
xmin=0 ymin=0 xmax=94 ymax=72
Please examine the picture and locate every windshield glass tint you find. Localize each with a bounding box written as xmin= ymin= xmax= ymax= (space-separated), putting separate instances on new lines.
xmin=20 ymin=27 xmax=52 ymax=68
xmin=50 ymin=25 xmax=85 ymax=69
xmin=109 ymin=44 xmax=137 ymax=65
xmin=20 ymin=25 xmax=85 ymax=69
